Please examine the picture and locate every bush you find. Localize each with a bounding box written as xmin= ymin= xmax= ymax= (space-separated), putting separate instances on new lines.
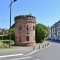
xmin=0 ymin=40 xmax=14 ymax=44
xmin=36 ymin=39 xmax=44 ymax=43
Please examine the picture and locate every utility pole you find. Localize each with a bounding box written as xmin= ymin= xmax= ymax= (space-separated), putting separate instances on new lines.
xmin=9 ymin=0 xmax=17 ymax=48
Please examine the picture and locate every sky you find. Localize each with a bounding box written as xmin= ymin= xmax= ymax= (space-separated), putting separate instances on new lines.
xmin=0 ymin=0 xmax=60 ymax=28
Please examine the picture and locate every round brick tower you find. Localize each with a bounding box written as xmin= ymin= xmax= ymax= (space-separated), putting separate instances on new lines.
xmin=14 ymin=14 xmax=36 ymax=46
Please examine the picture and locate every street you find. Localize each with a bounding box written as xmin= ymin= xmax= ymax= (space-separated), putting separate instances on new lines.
xmin=0 ymin=41 xmax=60 ymax=60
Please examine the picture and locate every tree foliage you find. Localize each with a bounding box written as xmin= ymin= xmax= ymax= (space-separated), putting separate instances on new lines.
xmin=6 ymin=28 xmax=15 ymax=40
xmin=35 ymin=23 xmax=49 ymax=43
xmin=7 ymin=28 xmax=15 ymax=35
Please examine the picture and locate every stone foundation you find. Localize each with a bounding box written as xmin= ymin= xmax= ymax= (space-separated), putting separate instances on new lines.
xmin=15 ymin=42 xmax=36 ymax=46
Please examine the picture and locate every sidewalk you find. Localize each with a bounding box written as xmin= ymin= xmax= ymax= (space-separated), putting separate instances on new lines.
xmin=0 ymin=41 xmax=50 ymax=56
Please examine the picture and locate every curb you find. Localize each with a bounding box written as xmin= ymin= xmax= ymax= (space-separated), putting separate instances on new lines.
xmin=24 ymin=43 xmax=51 ymax=56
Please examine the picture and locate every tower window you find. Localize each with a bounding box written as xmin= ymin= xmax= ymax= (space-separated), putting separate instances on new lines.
xmin=19 ymin=25 xmax=22 ymax=30
xmin=27 ymin=25 xmax=29 ymax=30
xmin=29 ymin=21 xmax=30 ymax=23
xmin=26 ymin=36 xmax=29 ymax=41
xmin=33 ymin=26 xmax=35 ymax=30
xmin=19 ymin=36 xmax=21 ymax=42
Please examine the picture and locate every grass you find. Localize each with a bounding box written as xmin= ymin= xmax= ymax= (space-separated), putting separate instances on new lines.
xmin=0 ymin=41 xmax=3 ymax=48
xmin=0 ymin=44 xmax=18 ymax=50
xmin=0 ymin=46 xmax=17 ymax=50
xmin=0 ymin=40 xmax=17 ymax=50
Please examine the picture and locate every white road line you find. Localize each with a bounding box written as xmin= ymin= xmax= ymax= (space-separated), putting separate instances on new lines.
xmin=8 ymin=56 xmax=32 ymax=60
xmin=0 ymin=54 xmax=23 ymax=58
xmin=34 ymin=59 xmax=40 ymax=60
xmin=25 ymin=50 xmax=38 ymax=56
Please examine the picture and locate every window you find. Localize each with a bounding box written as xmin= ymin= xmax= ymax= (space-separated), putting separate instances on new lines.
xmin=29 ymin=21 xmax=30 ymax=23
xmin=58 ymin=28 xmax=60 ymax=31
xmin=53 ymin=33 xmax=55 ymax=35
xmin=53 ymin=27 xmax=54 ymax=28
xmin=53 ymin=30 xmax=54 ymax=32
xmin=19 ymin=36 xmax=21 ymax=42
xmin=26 ymin=36 xmax=29 ymax=41
xmin=27 ymin=32 xmax=30 ymax=34
xmin=58 ymin=32 xmax=60 ymax=35
xmin=33 ymin=26 xmax=35 ymax=30
xmin=27 ymin=25 xmax=29 ymax=30
xmin=19 ymin=25 xmax=22 ymax=30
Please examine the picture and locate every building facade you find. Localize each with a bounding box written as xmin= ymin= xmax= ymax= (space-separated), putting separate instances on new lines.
xmin=14 ymin=14 xmax=36 ymax=46
xmin=50 ymin=20 xmax=60 ymax=40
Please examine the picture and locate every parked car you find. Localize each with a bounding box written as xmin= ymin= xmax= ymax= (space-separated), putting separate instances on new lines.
xmin=55 ymin=38 xmax=60 ymax=40
xmin=46 ymin=38 xmax=51 ymax=40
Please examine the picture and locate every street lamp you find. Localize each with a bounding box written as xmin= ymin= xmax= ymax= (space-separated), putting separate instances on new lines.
xmin=9 ymin=0 xmax=17 ymax=48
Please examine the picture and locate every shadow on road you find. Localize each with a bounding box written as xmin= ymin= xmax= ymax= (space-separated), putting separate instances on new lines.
xmin=46 ymin=39 xmax=60 ymax=44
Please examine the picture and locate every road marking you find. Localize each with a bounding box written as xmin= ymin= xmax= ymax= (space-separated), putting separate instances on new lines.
xmin=24 ymin=50 xmax=38 ymax=56
xmin=8 ymin=56 xmax=32 ymax=60
xmin=34 ymin=59 xmax=40 ymax=60
xmin=0 ymin=53 xmax=23 ymax=58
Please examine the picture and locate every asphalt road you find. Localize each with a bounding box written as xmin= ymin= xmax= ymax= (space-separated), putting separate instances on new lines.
xmin=1 ymin=41 xmax=60 ymax=60
xmin=0 ymin=47 xmax=33 ymax=56
xmin=30 ymin=42 xmax=60 ymax=60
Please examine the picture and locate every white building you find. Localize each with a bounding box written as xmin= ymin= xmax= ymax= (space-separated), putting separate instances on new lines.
xmin=50 ymin=20 xmax=60 ymax=40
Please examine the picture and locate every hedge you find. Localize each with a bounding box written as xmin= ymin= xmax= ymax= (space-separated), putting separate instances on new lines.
xmin=0 ymin=35 xmax=15 ymax=43
xmin=0 ymin=40 xmax=14 ymax=43
xmin=0 ymin=36 xmax=9 ymax=40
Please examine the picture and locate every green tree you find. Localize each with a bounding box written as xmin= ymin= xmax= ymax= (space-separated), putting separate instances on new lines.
xmin=6 ymin=28 xmax=15 ymax=41
xmin=11 ymin=28 xmax=15 ymax=40
xmin=35 ymin=23 xmax=49 ymax=43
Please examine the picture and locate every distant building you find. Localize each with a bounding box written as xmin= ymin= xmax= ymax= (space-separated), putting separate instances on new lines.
xmin=46 ymin=27 xmax=51 ymax=39
xmin=14 ymin=14 xmax=36 ymax=46
xmin=0 ymin=28 xmax=5 ymax=35
xmin=50 ymin=20 xmax=60 ymax=40
xmin=0 ymin=28 xmax=8 ymax=37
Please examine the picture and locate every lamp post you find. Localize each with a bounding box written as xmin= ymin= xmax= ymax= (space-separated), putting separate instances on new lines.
xmin=9 ymin=0 xmax=17 ymax=48
xmin=2 ymin=30 xmax=4 ymax=48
